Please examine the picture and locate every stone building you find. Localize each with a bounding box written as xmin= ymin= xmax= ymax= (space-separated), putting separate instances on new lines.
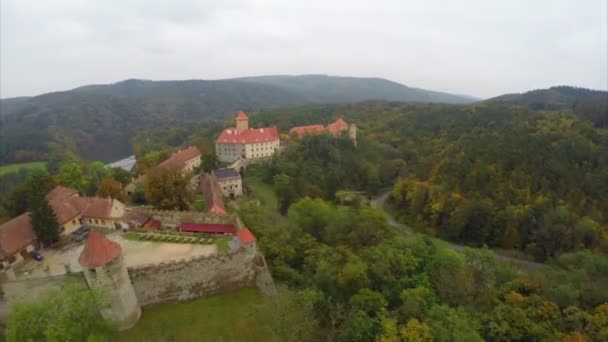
xmin=134 ymin=146 xmax=202 ymax=185
xmin=290 ymin=117 xmax=357 ymax=146
xmin=213 ymin=168 xmax=242 ymax=198
xmin=0 ymin=213 xmax=38 ymax=269
xmin=79 ymin=231 xmax=141 ymax=330
xmin=215 ymin=111 xmax=280 ymax=163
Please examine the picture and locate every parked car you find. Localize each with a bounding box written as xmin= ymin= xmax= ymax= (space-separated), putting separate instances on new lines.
xmin=32 ymin=251 xmax=43 ymax=261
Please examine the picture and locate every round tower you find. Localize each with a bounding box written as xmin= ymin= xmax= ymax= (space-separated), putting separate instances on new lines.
xmin=236 ymin=111 xmax=249 ymax=134
xmin=78 ymin=231 xmax=141 ymax=330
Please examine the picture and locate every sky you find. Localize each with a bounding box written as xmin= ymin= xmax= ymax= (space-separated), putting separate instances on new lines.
xmin=1 ymin=0 xmax=606 ymax=99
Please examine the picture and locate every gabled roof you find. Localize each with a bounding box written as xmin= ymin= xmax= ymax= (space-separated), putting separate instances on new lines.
xmin=0 ymin=213 xmax=36 ymax=261
xmin=237 ymin=228 xmax=256 ymax=244
xmin=47 ymin=185 xmax=78 ymax=203
xmin=78 ymin=231 xmax=121 ymax=268
xmin=216 ymin=126 xmax=279 ymax=145
xmin=80 ymin=197 xmax=116 ymax=219
xmin=197 ymin=173 xmax=227 ymax=216
xmin=213 ymin=168 xmax=240 ymax=180
xmin=236 ymin=111 xmax=248 ymax=121
xmin=158 ymin=146 xmax=201 ymax=171
xmin=46 ymin=186 xmax=123 ymax=223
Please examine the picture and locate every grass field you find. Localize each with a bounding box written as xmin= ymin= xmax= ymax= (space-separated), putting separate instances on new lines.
xmin=246 ymin=174 xmax=278 ymax=210
xmin=115 ymin=288 xmax=271 ymax=342
xmin=0 ymin=161 xmax=46 ymax=176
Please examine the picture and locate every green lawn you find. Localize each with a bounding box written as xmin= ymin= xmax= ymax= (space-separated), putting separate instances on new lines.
xmin=0 ymin=161 xmax=46 ymax=176
xmin=114 ymin=288 xmax=271 ymax=342
xmin=246 ymin=174 xmax=278 ymax=210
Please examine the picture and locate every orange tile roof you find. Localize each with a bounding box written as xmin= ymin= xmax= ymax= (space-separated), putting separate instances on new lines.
xmin=197 ymin=173 xmax=227 ymax=216
xmin=289 ymin=125 xmax=325 ymax=137
xmin=0 ymin=213 xmax=36 ymax=261
xmin=326 ymin=118 xmax=348 ymax=134
xmin=237 ymin=228 xmax=256 ymax=244
xmin=216 ymin=126 xmax=279 ymax=145
xmin=158 ymin=146 xmax=201 ymax=171
xmin=236 ymin=111 xmax=248 ymax=121
xmin=46 ymin=186 xmax=120 ymax=223
xmin=78 ymin=231 xmax=121 ymax=268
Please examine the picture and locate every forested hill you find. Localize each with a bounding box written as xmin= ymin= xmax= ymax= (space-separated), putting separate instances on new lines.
xmin=487 ymin=86 xmax=608 ymax=127
xmin=0 ymin=75 xmax=474 ymax=164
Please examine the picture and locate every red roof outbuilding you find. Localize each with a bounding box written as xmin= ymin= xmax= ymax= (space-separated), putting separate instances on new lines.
xmin=78 ymin=231 xmax=122 ymax=268
xmin=179 ymin=223 xmax=236 ymax=234
xmin=237 ymin=228 xmax=256 ymax=244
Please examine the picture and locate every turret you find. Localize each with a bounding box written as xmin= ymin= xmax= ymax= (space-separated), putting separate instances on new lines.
xmin=235 ymin=111 xmax=249 ymax=134
xmin=79 ymin=231 xmax=141 ymax=330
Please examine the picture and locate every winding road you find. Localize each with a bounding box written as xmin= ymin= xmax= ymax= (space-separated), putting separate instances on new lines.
xmin=372 ymin=191 xmax=544 ymax=270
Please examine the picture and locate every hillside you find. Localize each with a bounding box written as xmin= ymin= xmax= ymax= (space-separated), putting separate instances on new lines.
xmin=487 ymin=86 xmax=608 ymax=127
xmin=0 ymin=75 xmax=475 ymax=164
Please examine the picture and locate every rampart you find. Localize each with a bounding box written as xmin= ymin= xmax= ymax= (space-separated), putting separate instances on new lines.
xmin=127 ymin=246 xmax=258 ymax=306
xmin=138 ymin=209 xmax=241 ymax=226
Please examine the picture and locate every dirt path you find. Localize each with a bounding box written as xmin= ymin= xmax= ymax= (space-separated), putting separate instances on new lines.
xmin=372 ymin=191 xmax=544 ymax=270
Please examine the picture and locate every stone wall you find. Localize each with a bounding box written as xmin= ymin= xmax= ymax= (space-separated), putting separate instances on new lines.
xmin=127 ymin=246 xmax=258 ymax=306
xmin=139 ymin=209 xmax=240 ymax=226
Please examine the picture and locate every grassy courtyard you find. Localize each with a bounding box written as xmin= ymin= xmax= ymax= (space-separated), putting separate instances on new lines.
xmin=114 ymin=288 xmax=271 ymax=342
xmin=0 ymin=161 xmax=46 ymax=176
xmin=246 ymin=172 xmax=278 ymax=210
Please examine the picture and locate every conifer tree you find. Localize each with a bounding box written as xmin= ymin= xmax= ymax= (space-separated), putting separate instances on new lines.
xmin=29 ymin=196 xmax=60 ymax=246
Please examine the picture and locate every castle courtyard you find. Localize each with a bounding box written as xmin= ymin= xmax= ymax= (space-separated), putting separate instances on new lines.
xmin=12 ymin=233 xmax=217 ymax=279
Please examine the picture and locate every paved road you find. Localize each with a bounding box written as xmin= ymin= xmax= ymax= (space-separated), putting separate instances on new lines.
xmin=372 ymin=191 xmax=544 ymax=270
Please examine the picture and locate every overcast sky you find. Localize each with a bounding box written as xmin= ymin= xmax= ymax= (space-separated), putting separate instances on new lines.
xmin=1 ymin=0 xmax=606 ymax=99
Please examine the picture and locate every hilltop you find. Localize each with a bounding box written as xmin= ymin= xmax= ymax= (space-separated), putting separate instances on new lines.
xmin=0 ymin=75 xmax=475 ymax=163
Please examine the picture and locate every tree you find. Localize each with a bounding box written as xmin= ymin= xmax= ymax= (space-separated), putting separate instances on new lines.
xmin=6 ymin=281 xmax=110 ymax=341
xmin=110 ymin=167 xmax=132 ymax=187
xmin=400 ymin=318 xmax=433 ymax=342
xmin=58 ymin=162 xmax=89 ymax=192
xmin=29 ymin=196 xmax=60 ymax=246
xmin=274 ymin=174 xmax=296 ymax=215
xmin=144 ymin=168 xmax=194 ymax=210
xmin=85 ymin=161 xmax=110 ymax=195
xmin=96 ymin=178 xmax=126 ymax=202
xmin=2 ymin=185 xmax=29 ymax=218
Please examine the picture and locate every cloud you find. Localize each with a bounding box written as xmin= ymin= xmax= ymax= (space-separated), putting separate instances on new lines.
xmin=1 ymin=0 xmax=606 ymax=98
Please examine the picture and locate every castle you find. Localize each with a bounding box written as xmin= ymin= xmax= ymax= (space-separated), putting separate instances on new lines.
xmin=215 ymin=112 xmax=280 ymax=163
xmin=290 ymin=118 xmax=357 ymax=145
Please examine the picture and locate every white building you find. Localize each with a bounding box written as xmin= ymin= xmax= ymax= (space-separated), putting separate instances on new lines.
xmin=215 ymin=111 xmax=280 ymax=163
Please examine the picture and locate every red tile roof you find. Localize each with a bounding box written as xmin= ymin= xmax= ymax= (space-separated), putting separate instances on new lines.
xmin=289 ymin=125 xmax=325 ymax=137
xmin=158 ymin=146 xmax=201 ymax=171
xmin=78 ymin=231 xmax=121 ymax=268
xmin=216 ymin=126 xmax=279 ymax=145
xmin=0 ymin=213 xmax=36 ymax=261
xmin=236 ymin=111 xmax=248 ymax=121
xmin=197 ymin=173 xmax=227 ymax=216
xmin=326 ymin=118 xmax=348 ymax=134
xmin=236 ymin=228 xmax=256 ymax=244
xmin=47 ymin=185 xmax=78 ymax=202
xmin=145 ymin=219 xmax=161 ymax=230
xmin=80 ymin=197 xmax=115 ymax=219
xmin=179 ymin=223 xmax=236 ymax=234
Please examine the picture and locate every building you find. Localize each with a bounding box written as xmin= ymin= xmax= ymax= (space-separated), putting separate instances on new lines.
xmin=134 ymin=146 xmax=202 ymax=185
xmin=0 ymin=213 xmax=38 ymax=269
xmin=290 ymin=118 xmax=357 ymax=145
xmin=213 ymin=168 xmax=242 ymax=198
xmin=215 ymin=111 xmax=280 ymax=163
xmin=79 ymin=231 xmax=141 ymax=330
xmin=179 ymin=222 xmax=236 ymax=235
xmin=47 ymin=185 xmax=126 ymax=233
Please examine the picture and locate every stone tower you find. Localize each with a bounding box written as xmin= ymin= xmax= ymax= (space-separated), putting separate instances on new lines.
xmin=236 ymin=111 xmax=249 ymax=134
xmin=79 ymin=231 xmax=141 ymax=330
xmin=348 ymin=123 xmax=357 ymax=146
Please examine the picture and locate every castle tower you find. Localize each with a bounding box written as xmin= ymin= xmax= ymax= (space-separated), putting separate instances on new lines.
xmin=79 ymin=231 xmax=141 ymax=330
xmin=235 ymin=111 xmax=249 ymax=134
xmin=348 ymin=123 xmax=357 ymax=146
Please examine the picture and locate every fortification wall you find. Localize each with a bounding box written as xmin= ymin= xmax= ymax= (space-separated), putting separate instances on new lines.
xmin=139 ymin=209 xmax=239 ymax=226
xmin=127 ymin=246 xmax=257 ymax=306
